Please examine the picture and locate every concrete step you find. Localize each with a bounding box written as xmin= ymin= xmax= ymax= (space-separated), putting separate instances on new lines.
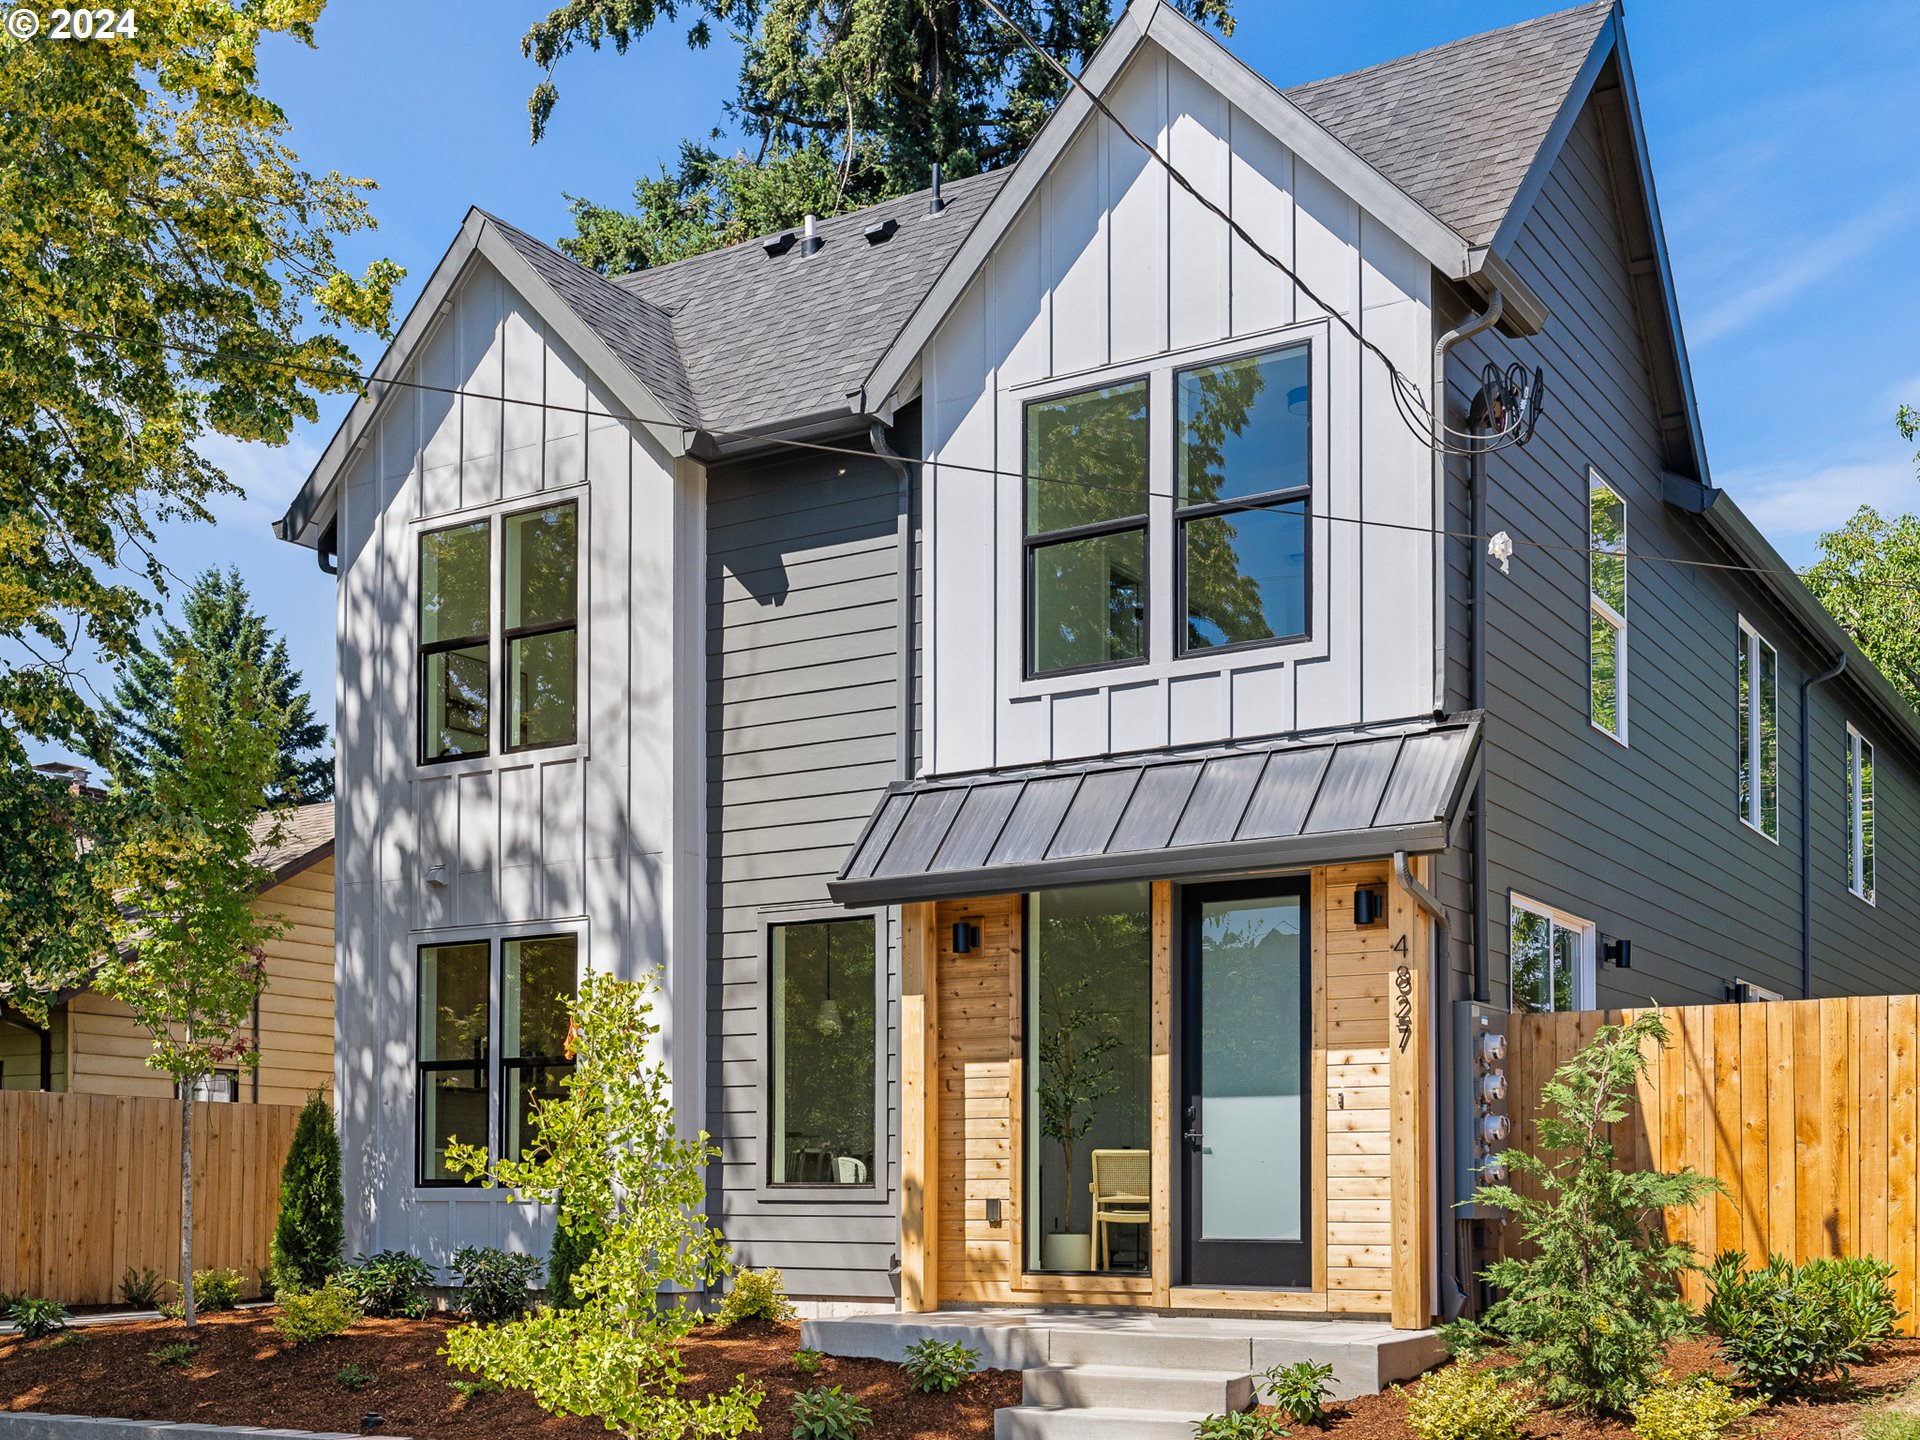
xmin=995 ymin=1405 xmax=1213 ymax=1440
xmin=1044 ymin=1326 xmax=1258 ymax=1371
xmin=1022 ymin=1363 xmax=1254 ymax=1412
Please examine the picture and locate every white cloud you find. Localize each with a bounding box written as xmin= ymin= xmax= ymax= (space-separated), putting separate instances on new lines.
xmin=1720 ymin=456 xmax=1918 ymax=565
xmin=1691 ymin=195 xmax=1913 ymax=345
xmin=191 ymin=432 xmax=323 ymax=531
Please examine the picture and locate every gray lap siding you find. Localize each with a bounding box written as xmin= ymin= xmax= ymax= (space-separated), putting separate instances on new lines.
xmin=704 ymin=429 xmax=914 ymax=1301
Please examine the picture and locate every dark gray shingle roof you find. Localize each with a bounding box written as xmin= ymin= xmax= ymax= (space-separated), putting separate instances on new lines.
xmin=1283 ymin=0 xmax=1613 ymax=246
xmin=249 ymin=801 xmax=334 ymax=882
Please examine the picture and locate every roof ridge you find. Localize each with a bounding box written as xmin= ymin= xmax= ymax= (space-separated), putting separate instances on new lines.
xmin=1283 ymin=0 xmax=1612 ymax=97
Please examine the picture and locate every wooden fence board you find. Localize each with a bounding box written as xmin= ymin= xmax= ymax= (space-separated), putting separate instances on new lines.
xmin=0 ymin=1091 xmax=299 ymax=1306
xmin=1510 ymin=998 xmax=1920 ymax=1334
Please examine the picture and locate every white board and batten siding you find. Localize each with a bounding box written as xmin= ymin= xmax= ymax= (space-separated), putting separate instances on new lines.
xmin=332 ymin=260 xmax=706 ymax=1266
xmin=922 ymin=46 xmax=1437 ymax=776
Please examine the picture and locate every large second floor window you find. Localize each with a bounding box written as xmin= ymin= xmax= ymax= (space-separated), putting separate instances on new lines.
xmin=1588 ymin=471 xmax=1627 ymax=740
xmin=1738 ymin=619 xmax=1779 ymax=841
xmin=1025 ymin=381 xmax=1149 ymax=677
xmin=1177 ymin=345 xmax=1311 ymax=653
xmin=418 ymin=499 xmax=579 ymax=762
xmin=1847 ymin=725 xmax=1875 ymax=903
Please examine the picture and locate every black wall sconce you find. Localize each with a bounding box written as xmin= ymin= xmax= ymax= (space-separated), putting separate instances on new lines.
xmin=1353 ymin=887 xmax=1386 ymax=927
xmin=1602 ymin=936 xmax=1632 ymax=969
xmin=951 ymin=921 xmax=982 ymax=954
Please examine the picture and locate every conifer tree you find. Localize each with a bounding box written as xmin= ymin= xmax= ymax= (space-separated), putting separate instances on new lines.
xmin=103 ymin=568 xmax=332 ymax=802
xmin=272 ymin=1091 xmax=346 ymax=1294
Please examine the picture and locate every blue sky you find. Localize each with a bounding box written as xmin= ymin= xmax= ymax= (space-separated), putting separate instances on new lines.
xmin=32 ymin=0 xmax=1920 ymax=767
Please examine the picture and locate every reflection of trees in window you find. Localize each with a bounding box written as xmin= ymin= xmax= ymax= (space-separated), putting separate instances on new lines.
xmin=420 ymin=521 xmax=490 ymax=760
xmin=1509 ymin=904 xmax=1580 ymax=1013
xmin=1025 ymin=382 xmax=1149 ymax=675
xmin=1848 ymin=728 xmax=1875 ymax=901
xmin=1178 ymin=347 xmax=1311 ymax=651
xmin=505 ymin=504 xmax=578 ymax=750
xmin=418 ymin=942 xmax=490 ymax=1183
xmin=502 ymin=936 xmax=577 ymax=1162
xmin=1195 ymin=904 xmax=1301 ymax=1096
xmin=1738 ymin=623 xmax=1778 ymax=839
xmin=771 ymin=919 xmax=876 ymax=1185
xmin=1588 ymin=476 xmax=1626 ymax=737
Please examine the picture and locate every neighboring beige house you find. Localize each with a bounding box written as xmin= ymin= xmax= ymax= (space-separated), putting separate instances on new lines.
xmin=0 ymin=796 xmax=335 ymax=1103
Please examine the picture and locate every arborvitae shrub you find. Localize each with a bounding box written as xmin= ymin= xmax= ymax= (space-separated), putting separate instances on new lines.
xmin=546 ymin=1205 xmax=599 ymax=1309
xmin=271 ymin=1091 xmax=344 ymax=1293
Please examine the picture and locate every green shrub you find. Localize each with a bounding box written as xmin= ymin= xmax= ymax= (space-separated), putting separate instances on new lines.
xmin=1396 ymin=1365 xmax=1535 ymax=1440
xmin=1264 ymin=1359 xmax=1337 ymax=1426
xmin=6 ymin=1297 xmax=70 ymax=1340
xmin=1630 ymin=1374 xmax=1760 ymax=1440
xmin=193 ymin=1267 xmax=245 ymax=1312
xmin=450 ymin=1246 xmax=542 ymax=1324
xmin=718 ymin=1266 xmax=796 ymax=1325
xmin=271 ymin=1091 xmax=344 ymax=1294
xmin=1193 ymin=1413 xmax=1289 ymax=1439
xmin=345 ymin=1250 xmax=434 ymax=1318
xmin=148 ymin=1341 xmax=196 ymax=1367
xmin=545 ymin=1208 xmax=599 ymax=1310
xmin=793 ymin=1347 xmax=826 ymax=1375
xmin=448 ymin=1374 xmax=501 ymax=1400
xmin=273 ymin=1280 xmax=360 ymax=1345
xmin=902 ymin=1336 xmax=979 ymax=1394
xmin=1440 ymin=1010 xmax=1721 ymax=1414
xmin=335 ymin=1362 xmax=373 ymax=1391
xmin=121 ymin=1266 xmax=165 ymax=1309
xmin=1704 ymin=1250 xmax=1902 ymax=1396
xmin=790 ymin=1385 xmax=873 ymax=1440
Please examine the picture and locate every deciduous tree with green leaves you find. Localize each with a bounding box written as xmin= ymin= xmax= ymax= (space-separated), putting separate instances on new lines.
xmin=1441 ymin=1010 xmax=1722 ymax=1415
xmin=0 ymin=760 xmax=120 ymax=1032
xmin=104 ymin=567 xmax=332 ymax=802
xmin=0 ymin=1 xmax=399 ymax=755
xmin=100 ymin=647 xmax=290 ymax=1326
xmin=523 ymin=0 xmax=1235 ymax=274
xmin=1804 ymin=506 xmax=1920 ymax=713
xmin=442 ymin=972 xmax=759 ymax=1438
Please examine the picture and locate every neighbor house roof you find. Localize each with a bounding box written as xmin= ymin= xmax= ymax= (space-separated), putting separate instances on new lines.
xmin=250 ymin=801 xmax=334 ymax=886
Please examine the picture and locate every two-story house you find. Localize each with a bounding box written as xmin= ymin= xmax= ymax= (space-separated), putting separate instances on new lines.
xmin=274 ymin=0 xmax=1920 ymax=1343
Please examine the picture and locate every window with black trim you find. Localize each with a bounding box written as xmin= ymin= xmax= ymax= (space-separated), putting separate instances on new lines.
xmin=501 ymin=935 xmax=577 ymax=1161
xmin=769 ymin=917 xmax=877 ymax=1187
xmin=1024 ymin=381 xmax=1149 ymax=677
xmin=418 ymin=941 xmax=490 ymax=1184
xmin=503 ymin=504 xmax=578 ymax=751
xmin=1176 ymin=345 xmax=1311 ymax=653
xmin=420 ymin=521 xmax=491 ymax=761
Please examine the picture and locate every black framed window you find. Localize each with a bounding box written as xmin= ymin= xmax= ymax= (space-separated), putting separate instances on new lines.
xmin=769 ymin=918 xmax=878 ymax=1187
xmin=420 ymin=520 xmax=492 ymax=761
xmin=501 ymin=934 xmax=578 ymax=1161
xmin=503 ymin=503 xmax=579 ymax=751
xmin=1024 ymin=380 xmax=1149 ymax=677
xmin=1176 ymin=345 xmax=1312 ymax=653
xmin=418 ymin=941 xmax=490 ymax=1185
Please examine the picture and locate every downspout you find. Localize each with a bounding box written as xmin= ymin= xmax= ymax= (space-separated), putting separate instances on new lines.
xmin=1432 ymin=290 xmax=1503 ymax=1007
xmin=1396 ymin=850 xmax=1466 ymax=1320
xmin=1799 ymin=653 xmax=1847 ymax=999
xmin=39 ymin=1020 xmax=52 ymax=1092
xmin=870 ymin=420 xmax=914 ymax=782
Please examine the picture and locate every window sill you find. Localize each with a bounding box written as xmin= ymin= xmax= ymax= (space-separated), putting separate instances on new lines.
xmin=1738 ymin=815 xmax=1781 ymax=847
xmin=414 ymin=741 xmax=587 ymax=779
xmin=1589 ymin=720 xmax=1630 ymax=750
xmin=754 ymin=1183 xmax=890 ymax=1207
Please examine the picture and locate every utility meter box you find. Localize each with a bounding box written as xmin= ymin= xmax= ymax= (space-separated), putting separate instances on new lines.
xmin=1453 ymin=1000 xmax=1511 ymax=1218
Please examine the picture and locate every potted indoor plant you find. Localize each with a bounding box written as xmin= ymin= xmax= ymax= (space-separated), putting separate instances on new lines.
xmin=1036 ymin=978 xmax=1119 ymax=1271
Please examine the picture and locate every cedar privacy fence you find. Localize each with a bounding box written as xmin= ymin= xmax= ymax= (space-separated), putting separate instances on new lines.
xmin=0 ymin=1091 xmax=300 ymax=1306
xmin=1510 ymin=995 xmax=1920 ymax=1331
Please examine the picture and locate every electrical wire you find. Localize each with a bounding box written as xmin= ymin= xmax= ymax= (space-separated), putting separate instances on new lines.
xmin=973 ymin=0 xmax=1544 ymax=459
xmin=4 ymin=310 xmax=1915 ymax=598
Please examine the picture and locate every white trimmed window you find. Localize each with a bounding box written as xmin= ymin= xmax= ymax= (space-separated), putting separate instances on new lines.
xmin=1738 ymin=620 xmax=1779 ymax=841
xmin=1508 ymin=895 xmax=1595 ymax=1014
xmin=1847 ymin=725 xmax=1876 ymax=903
xmin=1588 ymin=470 xmax=1627 ymax=741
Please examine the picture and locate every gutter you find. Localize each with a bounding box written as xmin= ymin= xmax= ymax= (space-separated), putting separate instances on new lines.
xmin=1799 ymin=653 xmax=1847 ymax=999
xmin=1395 ymin=850 xmax=1465 ymax=1322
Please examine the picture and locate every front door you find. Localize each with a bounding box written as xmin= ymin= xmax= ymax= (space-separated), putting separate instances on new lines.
xmin=1180 ymin=878 xmax=1312 ymax=1289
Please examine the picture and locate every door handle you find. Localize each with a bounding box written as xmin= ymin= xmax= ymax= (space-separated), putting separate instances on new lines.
xmin=1183 ymin=1103 xmax=1203 ymax=1150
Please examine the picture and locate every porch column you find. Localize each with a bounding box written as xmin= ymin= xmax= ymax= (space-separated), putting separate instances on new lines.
xmin=1388 ymin=857 xmax=1436 ymax=1329
xmin=900 ymin=902 xmax=939 ymax=1311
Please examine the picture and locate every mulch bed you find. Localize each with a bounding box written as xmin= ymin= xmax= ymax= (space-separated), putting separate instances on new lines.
xmin=1264 ymin=1337 xmax=1920 ymax=1440
xmin=0 ymin=1310 xmax=1021 ymax=1439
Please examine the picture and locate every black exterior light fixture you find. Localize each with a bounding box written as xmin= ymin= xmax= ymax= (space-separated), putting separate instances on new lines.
xmin=951 ymin=920 xmax=981 ymax=954
xmin=1602 ymin=935 xmax=1632 ymax=969
xmin=1353 ymin=886 xmax=1386 ymax=927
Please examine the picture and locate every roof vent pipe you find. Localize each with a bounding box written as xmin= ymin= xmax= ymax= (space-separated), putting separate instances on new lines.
xmin=800 ymin=213 xmax=822 ymax=257
xmin=928 ymin=162 xmax=946 ymax=215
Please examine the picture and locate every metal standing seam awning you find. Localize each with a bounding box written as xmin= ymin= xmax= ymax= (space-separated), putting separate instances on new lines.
xmin=828 ymin=715 xmax=1483 ymax=907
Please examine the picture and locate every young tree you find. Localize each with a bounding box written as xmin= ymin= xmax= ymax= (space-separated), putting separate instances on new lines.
xmin=271 ymin=1091 xmax=346 ymax=1294
xmin=1442 ymin=1010 xmax=1723 ymax=1414
xmin=0 ymin=4 xmax=400 ymax=754
xmin=0 ymin=761 xmax=120 ymax=1033
xmin=1803 ymin=506 xmax=1920 ymax=714
xmin=100 ymin=648 xmax=289 ymax=1326
xmin=104 ymin=567 xmax=333 ymax=802
xmin=523 ymin=0 xmax=1236 ymax=273
xmin=442 ymin=972 xmax=759 ymax=1439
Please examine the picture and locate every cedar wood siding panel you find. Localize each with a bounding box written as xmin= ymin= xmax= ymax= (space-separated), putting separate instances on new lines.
xmin=1442 ymin=96 xmax=1920 ymax=1007
xmin=704 ymin=415 xmax=916 ymax=1301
